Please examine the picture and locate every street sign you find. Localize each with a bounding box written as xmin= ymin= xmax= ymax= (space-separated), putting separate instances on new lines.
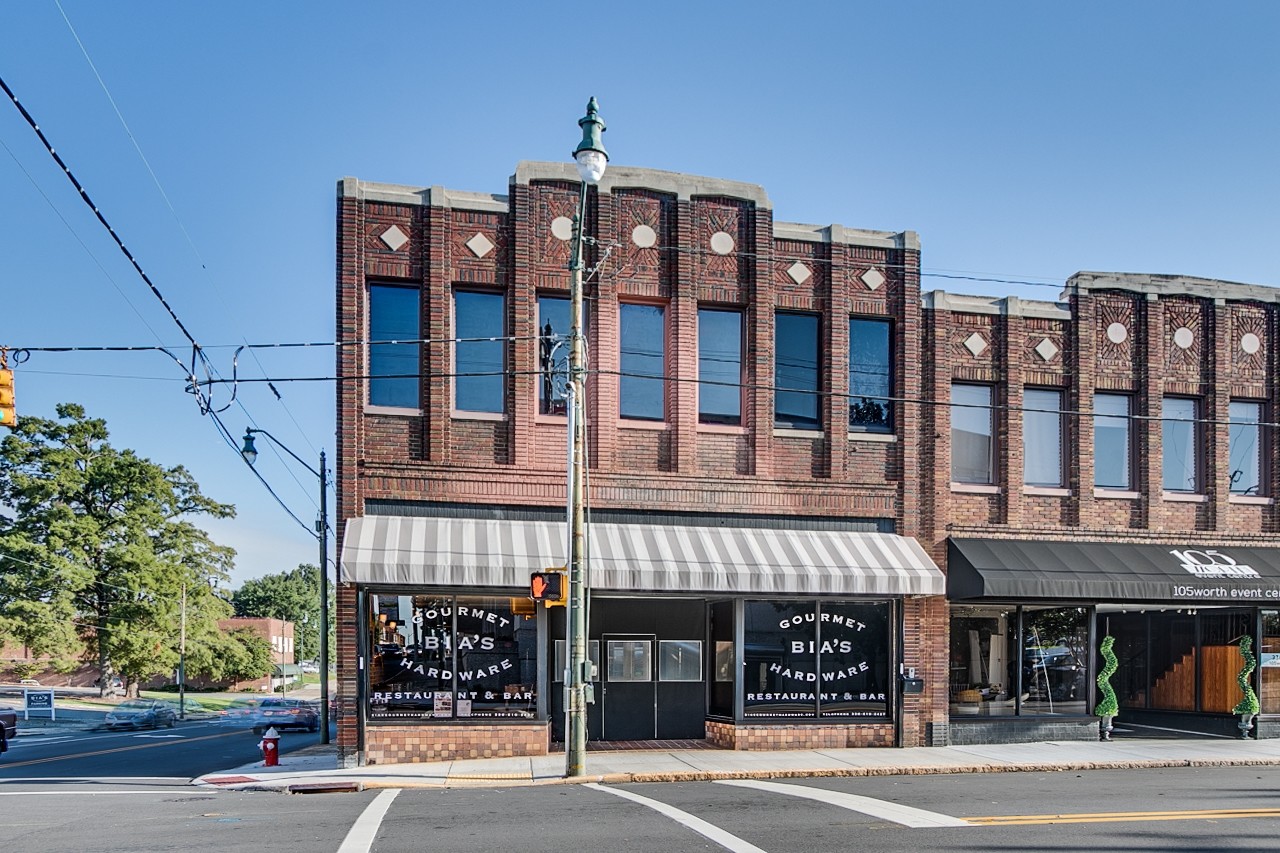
xmin=23 ymin=688 xmax=55 ymax=721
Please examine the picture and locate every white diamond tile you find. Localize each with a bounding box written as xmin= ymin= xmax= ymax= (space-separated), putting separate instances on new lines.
xmin=1035 ymin=337 xmax=1059 ymax=362
xmin=380 ymin=224 xmax=409 ymax=252
xmin=787 ymin=261 xmax=812 ymax=285
xmin=861 ymin=267 xmax=885 ymax=291
xmin=963 ymin=332 xmax=988 ymax=357
xmin=466 ymin=232 xmax=495 ymax=258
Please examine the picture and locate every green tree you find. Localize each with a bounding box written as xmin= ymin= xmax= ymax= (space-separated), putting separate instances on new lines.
xmin=197 ymin=627 xmax=274 ymax=684
xmin=232 ymin=564 xmax=332 ymax=664
xmin=0 ymin=404 xmax=236 ymax=696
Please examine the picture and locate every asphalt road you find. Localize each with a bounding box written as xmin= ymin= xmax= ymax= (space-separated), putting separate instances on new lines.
xmin=0 ymin=719 xmax=324 ymax=780
xmin=3 ymin=764 xmax=1280 ymax=852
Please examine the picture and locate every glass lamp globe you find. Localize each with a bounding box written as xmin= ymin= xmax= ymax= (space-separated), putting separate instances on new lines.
xmin=574 ymin=150 xmax=607 ymax=185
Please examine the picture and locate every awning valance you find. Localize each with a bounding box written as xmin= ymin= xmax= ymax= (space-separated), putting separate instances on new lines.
xmin=340 ymin=516 xmax=944 ymax=596
xmin=948 ymin=538 xmax=1280 ymax=603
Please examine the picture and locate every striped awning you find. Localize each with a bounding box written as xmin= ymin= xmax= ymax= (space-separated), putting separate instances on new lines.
xmin=339 ymin=516 xmax=943 ymax=596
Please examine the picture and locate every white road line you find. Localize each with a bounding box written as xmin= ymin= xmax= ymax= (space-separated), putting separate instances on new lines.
xmin=715 ymin=779 xmax=971 ymax=828
xmin=0 ymin=790 xmax=177 ymax=795
xmin=586 ymin=783 xmax=770 ymax=853
xmin=336 ymin=788 xmax=400 ymax=853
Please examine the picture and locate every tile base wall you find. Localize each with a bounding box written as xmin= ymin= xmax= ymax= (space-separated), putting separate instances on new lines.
xmin=706 ymin=720 xmax=895 ymax=749
xmin=364 ymin=723 xmax=549 ymax=764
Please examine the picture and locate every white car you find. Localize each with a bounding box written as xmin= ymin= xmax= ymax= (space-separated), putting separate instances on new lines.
xmin=300 ymin=662 xmax=320 ymax=674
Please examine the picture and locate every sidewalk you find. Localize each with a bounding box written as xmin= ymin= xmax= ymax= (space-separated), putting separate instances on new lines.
xmin=195 ymin=735 xmax=1280 ymax=793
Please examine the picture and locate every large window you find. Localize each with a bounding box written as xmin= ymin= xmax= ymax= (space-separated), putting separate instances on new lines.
xmin=1229 ymin=400 xmax=1264 ymax=495
xmin=453 ymin=291 xmax=505 ymax=413
xmin=1094 ymin=393 xmax=1132 ymax=490
xmin=742 ymin=600 xmax=891 ymax=719
xmin=367 ymin=594 xmax=537 ymax=721
xmin=1162 ymin=396 xmax=1200 ymax=492
xmin=951 ymin=384 xmax=994 ymax=484
xmin=949 ymin=605 xmax=1089 ymax=718
xmin=368 ymin=284 xmax=420 ymax=408
xmin=619 ymin=303 xmax=665 ymax=421
xmin=775 ymin=312 xmax=820 ymax=430
xmin=698 ymin=308 xmax=742 ymax=425
xmin=1023 ymin=388 xmax=1063 ymax=487
xmin=848 ymin=318 xmax=891 ymax=432
xmin=537 ymin=295 xmax=571 ymax=415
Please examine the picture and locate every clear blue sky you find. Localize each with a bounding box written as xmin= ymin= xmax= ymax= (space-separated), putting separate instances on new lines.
xmin=3 ymin=2 xmax=1278 ymax=588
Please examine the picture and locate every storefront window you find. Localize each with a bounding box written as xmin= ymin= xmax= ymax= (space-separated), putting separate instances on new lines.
xmin=949 ymin=605 xmax=1088 ymax=717
xmin=367 ymin=593 xmax=537 ymax=721
xmin=1263 ymin=612 xmax=1280 ymax=715
xmin=743 ymin=600 xmax=890 ymax=719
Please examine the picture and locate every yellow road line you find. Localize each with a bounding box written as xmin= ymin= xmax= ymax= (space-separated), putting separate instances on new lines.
xmin=0 ymin=730 xmax=240 ymax=770
xmin=968 ymin=808 xmax=1280 ymax=826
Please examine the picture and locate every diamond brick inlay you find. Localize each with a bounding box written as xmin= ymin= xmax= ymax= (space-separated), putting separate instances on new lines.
xmin=964 ymin=332 xmax=988 ymax=357
xmin=466 ymin=232 xmax=495 ymax=258
xmin=787 ymin=261 xmax=811 ymax=285
xmin=861 ymin=267 xmax=885 ymax=291
xmin=380 ymin=225 xmax=408 ymax=252
xmin=1034 ymin=337 xmax=1059 ymax=362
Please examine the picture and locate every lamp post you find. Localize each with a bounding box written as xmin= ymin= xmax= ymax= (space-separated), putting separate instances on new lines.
xmin=240 ymin=428 xmax=331 ymax=745
xmin=565 ymin=97 xmax=607 ymax=778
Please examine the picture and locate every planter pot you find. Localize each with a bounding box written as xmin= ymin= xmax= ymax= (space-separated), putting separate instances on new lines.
xmin=1098 ymin=715 xmax=1115 ymax=742
xmin=1238 ymin=713 xmax=1256 ymax=739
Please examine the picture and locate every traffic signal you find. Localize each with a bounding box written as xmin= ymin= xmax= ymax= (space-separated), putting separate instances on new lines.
xmin=0 ymin=368 xmax=13 ymax=429
xmin=530 ymin=570 xmax=566 ymax=606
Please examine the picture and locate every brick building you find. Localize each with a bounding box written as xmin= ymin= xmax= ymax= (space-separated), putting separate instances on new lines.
xmin=924 ymin=274 xmax=1280 ymax=744
xmin=334 ymin=163 xmax=946 ymax=766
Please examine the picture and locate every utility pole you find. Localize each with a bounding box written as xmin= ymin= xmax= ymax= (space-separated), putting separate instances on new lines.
xmin=565 ymin=97 xmax=607 ymax=777
xmin=179 ymin=581 xmax=187 ymax=720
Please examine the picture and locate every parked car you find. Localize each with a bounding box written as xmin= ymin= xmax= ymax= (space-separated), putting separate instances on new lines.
xmin=252 ymin=698 xmax=319 ymax=734
xmin=103 ymin=699 xmax=177 ymax=730
xmin=18 ymin=678 xmax=40 ymax=687
xmin=0 ymin=706 xmax=17 ymax=758
xmin=300 ymin=661 xmax=320 ymax=674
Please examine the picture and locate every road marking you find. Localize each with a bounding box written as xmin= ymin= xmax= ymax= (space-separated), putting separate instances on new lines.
xmin=968 ymin=807 xmax=1280 ymax=826
xmin=0 ymin=790 xmax=178 ymax=795
xmin=8 ymin=737 xmax=77 ymax=747
xmin=337 ymin=788 xmax=400 ymax=853
xmin=715 ymin=779 xmax=971 ymax=828
xmin=587 ymin=783 xmax=769 ymax=853
xmin=133 ymin=734 xmax=185 ymax=739
xmin=0 ymin=730 xmax=239 ymax=770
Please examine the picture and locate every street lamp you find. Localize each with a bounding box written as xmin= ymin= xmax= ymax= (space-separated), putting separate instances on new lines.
xmin=240 ymin=427 xmax=331 ymax=745
xmin=565 ymin=97 xmax=607 ymax=778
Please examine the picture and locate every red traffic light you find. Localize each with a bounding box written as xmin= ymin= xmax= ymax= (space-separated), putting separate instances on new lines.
xmin=530 ymin=570 xmax=565 ymax=603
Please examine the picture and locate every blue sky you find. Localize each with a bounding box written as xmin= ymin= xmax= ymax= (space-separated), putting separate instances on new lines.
xmin=3 ymin=2 xmax=1278 ymax=587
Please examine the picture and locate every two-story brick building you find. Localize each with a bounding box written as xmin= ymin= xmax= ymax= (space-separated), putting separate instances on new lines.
xmin=334 ymin=160 xmax=1280 ymax=766
xmin=333 ymin=163 xmax=948 ymax=766
xmin=924 ymin=274 xmax=1280 ymax=744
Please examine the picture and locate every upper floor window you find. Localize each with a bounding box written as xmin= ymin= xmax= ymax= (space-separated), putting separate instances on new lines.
xmin=1093 ymin=393 xmax=1132 ymax=490
xmin=620 ymin=303 xmax=665 ymax=421
xmin=1162 ymin=396 xmax=1200 ymax=492
xmin=1023 ymin=388 xmax=1064 ymax=487
xmin=698 ymin=308 xmax=742 ymax=425
xmin=952 ymin=383 xmax=994 ymax=484
xmin=1230 ymin=400 xmax=1265 ymax=495
xmin=848 ymin=318 xmax=892 ymax=432
xmin=453 ymin=290 xmax=505 ymax=413
xmin=368 ymin=284 xmax=420 ymax=408
xmin=775 ymin=312 xmax=820 ymax=430
xmin=537 ymin=295 xmax=571 ymax=416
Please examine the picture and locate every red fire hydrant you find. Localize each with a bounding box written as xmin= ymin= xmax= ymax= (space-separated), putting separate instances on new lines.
xmin=259 ymin=726 xmax=280 ymax=767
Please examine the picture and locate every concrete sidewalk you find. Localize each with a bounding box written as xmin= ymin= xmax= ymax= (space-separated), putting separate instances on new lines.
xmin=194 ymin=734 xmax=1280 ymax=793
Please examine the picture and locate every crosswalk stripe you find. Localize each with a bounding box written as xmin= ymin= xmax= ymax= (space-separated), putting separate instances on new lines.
xmin=715 ymin=779 xmax=971 ymax=828
xmin=587 ymin=783 xmax=770 ymax=853
xmin=337 ymin=788 xmax=400 ymax=853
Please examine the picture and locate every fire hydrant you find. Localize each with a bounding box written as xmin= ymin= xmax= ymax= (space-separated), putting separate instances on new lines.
xmin=259 ymin=726 xmax=280 ymax=767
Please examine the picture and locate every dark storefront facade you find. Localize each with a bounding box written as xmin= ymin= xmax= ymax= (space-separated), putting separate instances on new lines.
xmin=341 ymin=514 xmax=942 ymax=761
xmin=946 ymin=539 xmax=1280 ymax=743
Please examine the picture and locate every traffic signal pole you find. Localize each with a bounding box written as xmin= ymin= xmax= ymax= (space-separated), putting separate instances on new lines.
xmin=566 ymin=178 xmax=590 ymax=778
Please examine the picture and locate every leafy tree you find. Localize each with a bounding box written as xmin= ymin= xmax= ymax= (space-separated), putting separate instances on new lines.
xmin=198 ymin=627 xmax=274 ymax=684
xmin=232 ymin=564 xmax=333 ymax=664
xmin=0 ymin=404 xmax=236 ymax=696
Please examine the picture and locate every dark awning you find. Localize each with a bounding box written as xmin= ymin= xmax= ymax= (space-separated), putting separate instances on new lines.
xmin=948 ymin=538 xmax=1280 ymax=604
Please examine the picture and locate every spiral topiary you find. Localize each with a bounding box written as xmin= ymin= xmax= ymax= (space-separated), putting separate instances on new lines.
xmin=1094 ymin=634 xmax=1119 ymax=718
xmin=1233 ymin=635 xmax=1260 ymax=717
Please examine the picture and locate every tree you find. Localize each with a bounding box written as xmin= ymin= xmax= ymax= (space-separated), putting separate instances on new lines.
xmin=197 ymin=627 xmax=274 ymax=684
xmin=0 ymin=404 xmax=236 ymax=696
xmin=233 ymin=564 xmax=333 ymax=664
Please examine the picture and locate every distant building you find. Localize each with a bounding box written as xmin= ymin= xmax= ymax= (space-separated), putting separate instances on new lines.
xmin=210 ymin=617 xmax=295 ymax=692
